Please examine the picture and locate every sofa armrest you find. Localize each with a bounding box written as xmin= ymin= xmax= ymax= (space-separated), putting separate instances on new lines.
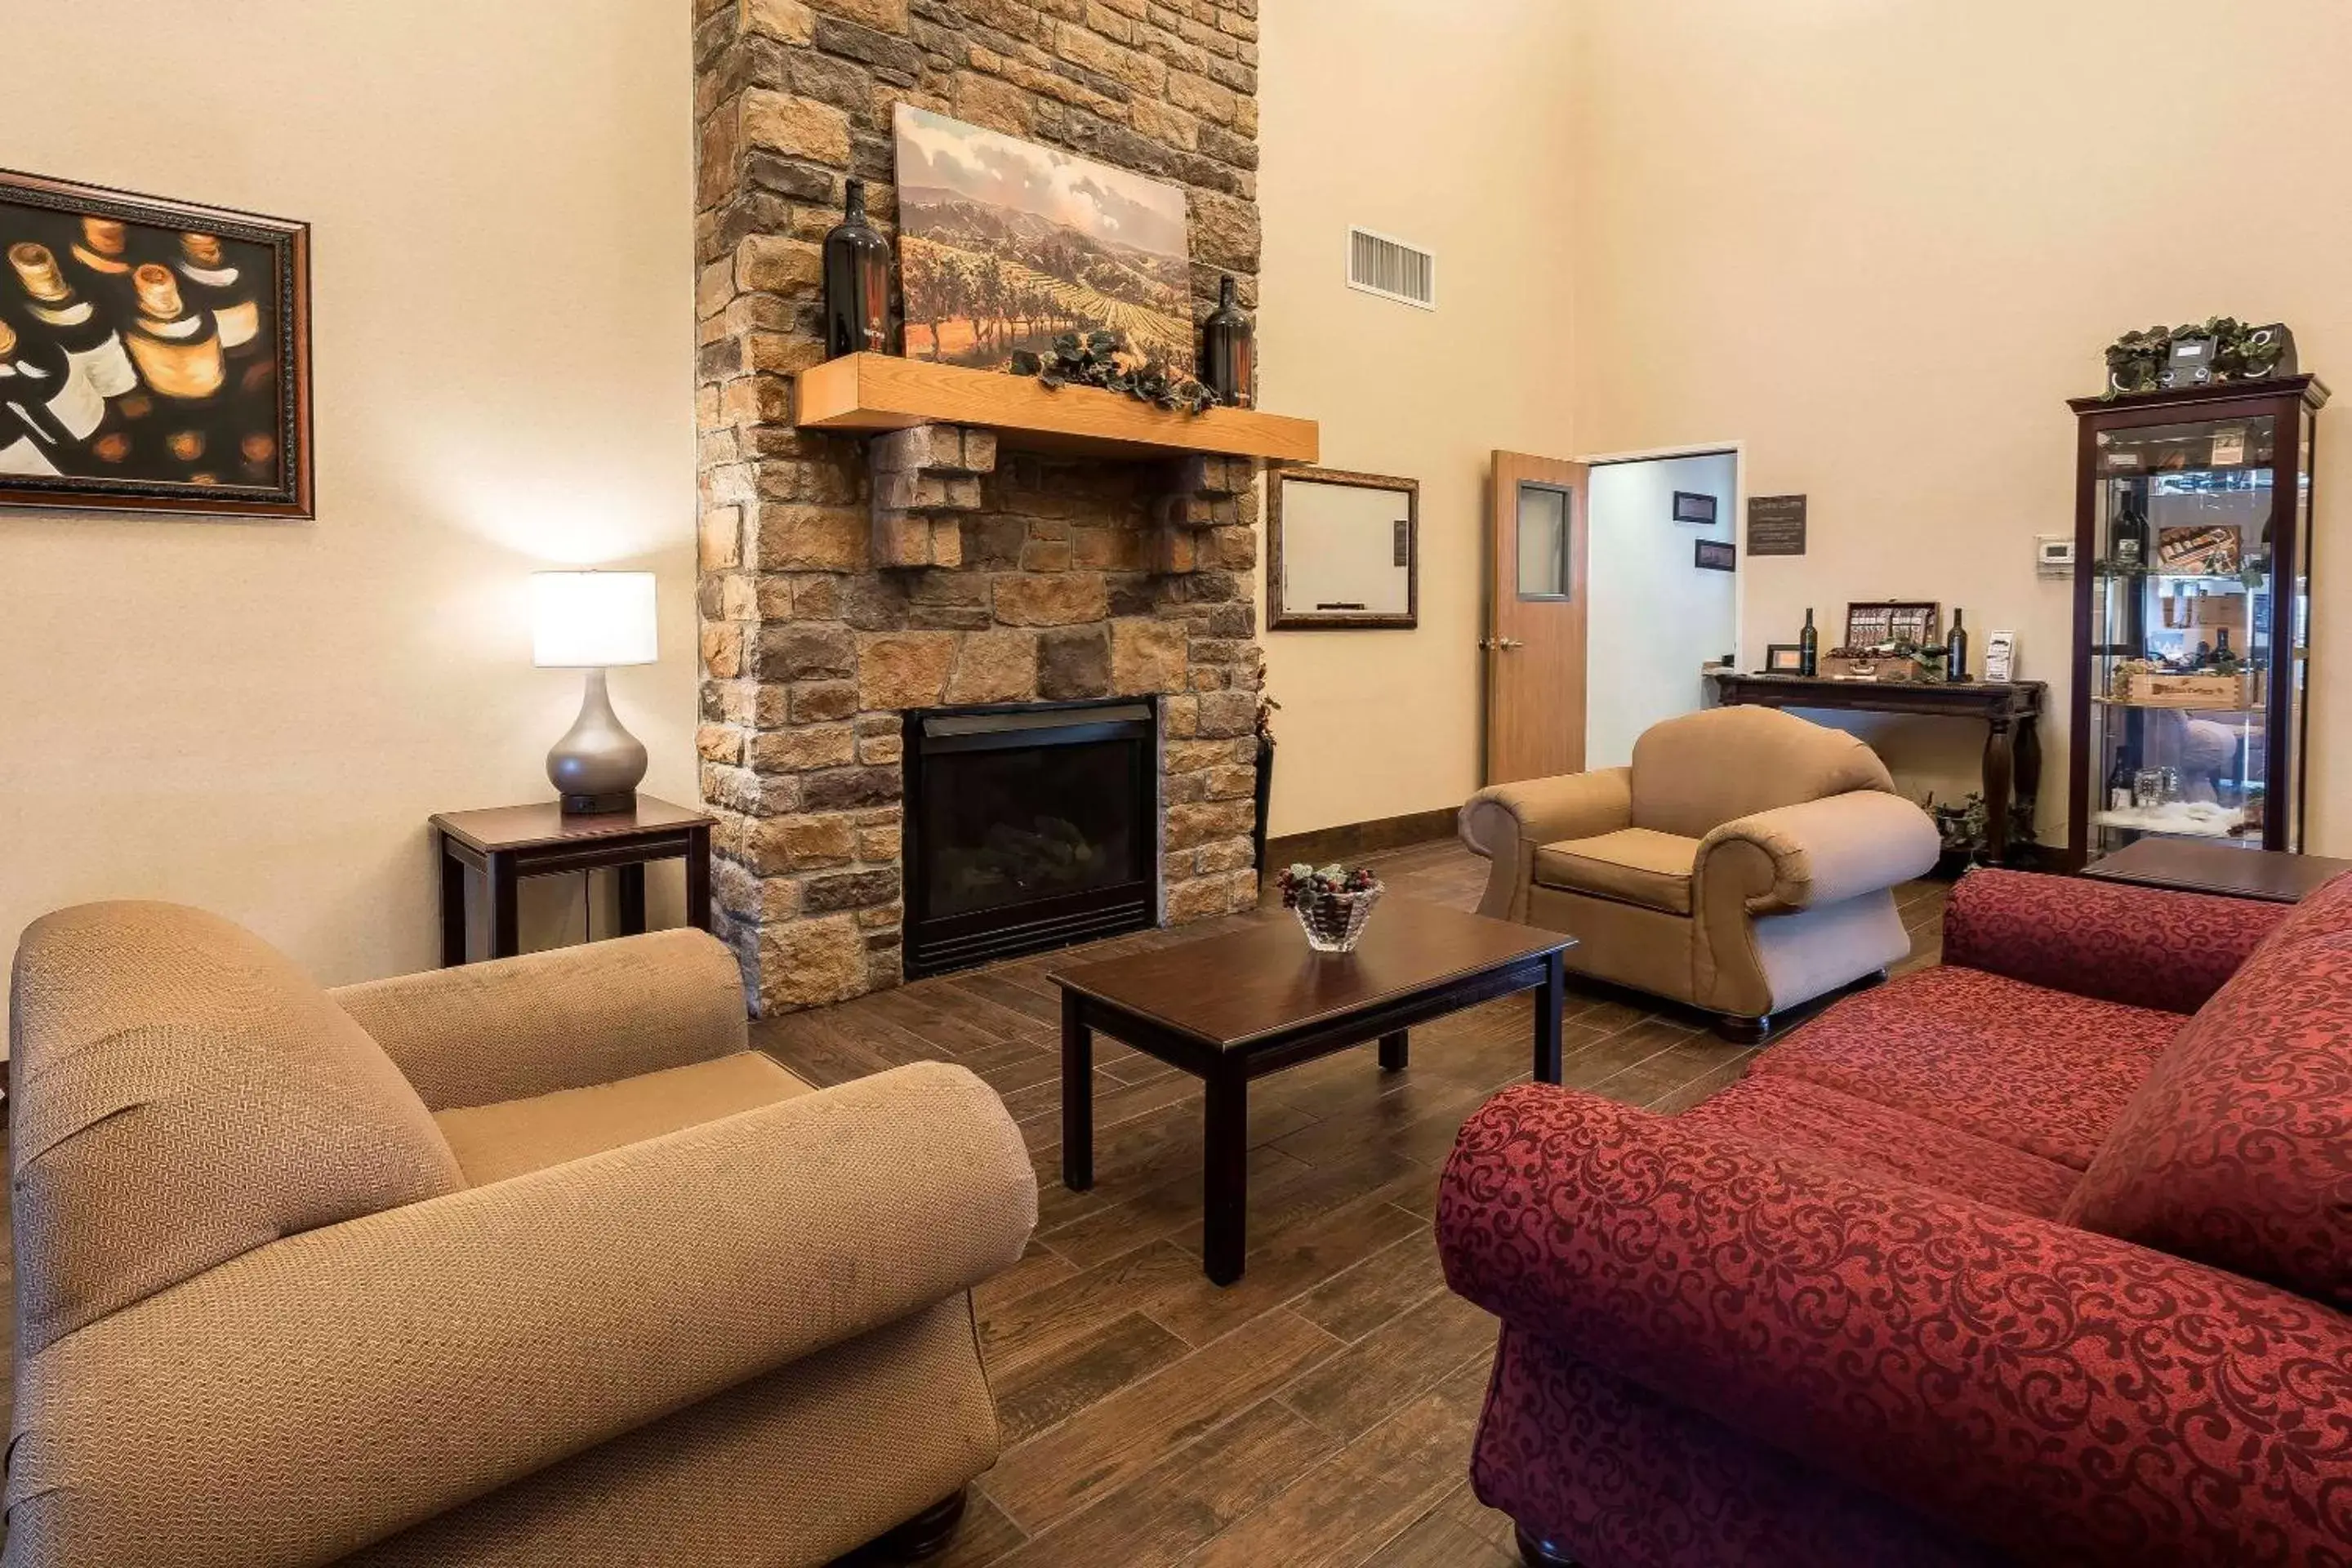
xmin=1696 ymin=790 xmax=1940 ymax=915
xmin=1437 ymin=1085 xmax=2352 ymax=1568
xmin=1459 ymin=768 xmax=1634 ymax=860
xmin=330 ymin=928 xmax=748 ymax=1110
xmin=5 ymin=1061 xmax=1036 ymax=1568
xmin=1459 ymin=770 xmax=1634 ymax=920
xmin=1943 ymin=867 xmax=2284 ymax=1015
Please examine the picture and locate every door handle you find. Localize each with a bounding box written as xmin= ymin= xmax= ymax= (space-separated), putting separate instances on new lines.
xmin=1495 ymin=638 xmax=1526 ymax=650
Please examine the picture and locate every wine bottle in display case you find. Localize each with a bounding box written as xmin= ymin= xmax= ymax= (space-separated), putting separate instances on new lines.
xmin=1798 ymin=607 xmax=1819 ymax=675
xmin=821 ymin=178 xmax=893 ymax=359
xmin=124 ymin=264 xmax=225 ymax=402
xmin=9 ymin=242 xmax=138 ymax=397
xmin=2110 ymin=488 xmax=2149 ymax=568
xmin=1946 ymin=607 xmax=1969 ymax=682
xmin=0 ymin=318 xmax=105 ymax=476
xmin=2105 ymin=752 xmax=2133 ymax=813
xmin=174 ymin=234 xmax=263 ymax=355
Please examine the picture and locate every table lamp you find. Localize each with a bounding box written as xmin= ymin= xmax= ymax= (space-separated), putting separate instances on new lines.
xmin=532 ymin=570 xmax=657 ymax=815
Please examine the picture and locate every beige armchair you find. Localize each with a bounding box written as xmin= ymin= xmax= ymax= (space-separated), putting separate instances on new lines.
xmin=6 ymin=902 xmax=1036 ymax=1568
xmin=1460 ymin=706 xmax=1940 ymax=1038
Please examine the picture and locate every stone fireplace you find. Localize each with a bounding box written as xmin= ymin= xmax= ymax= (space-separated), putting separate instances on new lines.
xmin=691 ymin=0 xmax=1265 ymax=1012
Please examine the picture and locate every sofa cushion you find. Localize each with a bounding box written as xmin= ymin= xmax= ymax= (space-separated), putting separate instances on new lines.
xmin=1629 ymin=706 xmax=1894 ymax=840
xmin=1748 ymin=965 xmax=2177 ymax=1169
xmin=7 ymin=902 xmax=466 ymax=1357
xmin=1535 ymin=827 xmax=1699 ymax=915
xmin=1677 ymin=1074 xmax=2079 ymax=1219
xmin=434 ymin=1051 xmax=814 ymax=1185
xmin=2065 ymin=928 xmax=2352 ymax=1309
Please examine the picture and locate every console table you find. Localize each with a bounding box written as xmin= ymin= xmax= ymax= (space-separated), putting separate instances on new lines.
xmin=431 ymin=796 xmax=714 ymax=964
xmin=1708 ymin=674 xmax=2047 ymax=866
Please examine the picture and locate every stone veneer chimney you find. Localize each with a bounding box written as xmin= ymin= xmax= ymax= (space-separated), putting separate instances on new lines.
xmin=693 ymin=0 xmax=1266 ymax=1012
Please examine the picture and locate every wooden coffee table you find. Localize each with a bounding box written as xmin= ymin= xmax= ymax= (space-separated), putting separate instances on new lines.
xmin=2082 ymin=838 xmax=2352 ymax=903
xmin=1054 ymin=900 xmax=1575 ymax=1285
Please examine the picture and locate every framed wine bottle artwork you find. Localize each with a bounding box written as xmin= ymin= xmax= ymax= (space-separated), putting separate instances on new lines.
xmin=0 ymin=167 xmax=312 ymax=519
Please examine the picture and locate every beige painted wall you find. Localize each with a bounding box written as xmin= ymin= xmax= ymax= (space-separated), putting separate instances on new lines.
xmin=0 ymin=0 xmax=697 ymax=1018
xmin=1254 ymin=0 xmax=1580 ymax=837
xmin=1570 ymin=0 xmax=2352 ymax=850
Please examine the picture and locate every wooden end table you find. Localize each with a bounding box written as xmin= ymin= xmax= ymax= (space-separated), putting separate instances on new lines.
xmin=1053 ymin=901 xmax=1575 ymax=1285
xmin=2082 ymin=838 xmax=2352 ymax=903
xmin=431 ymin=796 xmax=715 ymax=965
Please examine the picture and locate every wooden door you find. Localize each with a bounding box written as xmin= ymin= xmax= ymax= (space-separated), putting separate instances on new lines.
xmin=1485 ymin=451 xmax=1590 ymax=784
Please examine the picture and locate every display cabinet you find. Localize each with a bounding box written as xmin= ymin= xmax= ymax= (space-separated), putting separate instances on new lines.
xmin=2066 ymin=376 xmax=2327 ymax=868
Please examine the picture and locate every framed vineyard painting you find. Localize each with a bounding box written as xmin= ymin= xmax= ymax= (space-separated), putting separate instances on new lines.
xmin=893 ymin=105 xmax=1193 ymax=373
xmin=0 ymin=168 xmax=312 ymax=518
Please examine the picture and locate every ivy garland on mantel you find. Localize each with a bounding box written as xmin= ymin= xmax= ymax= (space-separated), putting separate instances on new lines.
xmin=2103 ymin=316 xmax=2292 ymax=399
xmin=1010 ymin=331 xmax=1220 ymax=415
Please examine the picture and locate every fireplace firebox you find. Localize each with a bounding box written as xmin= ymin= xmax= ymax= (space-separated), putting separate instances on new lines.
xmin=902 ymin=699 xmax=1159 ymax=978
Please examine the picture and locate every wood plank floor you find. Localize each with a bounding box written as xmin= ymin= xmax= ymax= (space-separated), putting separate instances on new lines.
xmin=778 ymin=839 xmax=1952 ymax=1568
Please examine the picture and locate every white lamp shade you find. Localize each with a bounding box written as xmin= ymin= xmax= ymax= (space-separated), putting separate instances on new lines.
xmin=532 ymin=571 xmax=659 ymax=668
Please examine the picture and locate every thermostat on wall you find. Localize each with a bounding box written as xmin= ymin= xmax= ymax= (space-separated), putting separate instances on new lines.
xmin=2036 ymin=535 xmax=2076 ymax=577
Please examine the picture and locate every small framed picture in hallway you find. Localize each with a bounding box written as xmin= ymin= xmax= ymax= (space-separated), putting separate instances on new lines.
xmin=1695 ymin=538 xmax=1737 ymax=572
xmin=1673 ymin=489 xmax=1718 ymax=525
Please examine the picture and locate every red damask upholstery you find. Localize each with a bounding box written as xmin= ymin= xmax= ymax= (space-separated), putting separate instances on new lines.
xmin=2067 ymin=928 xmax=2352 ymax=1308
xmin=1442 ymin=870 xmax=2352 ymax=1567
xmin=1473 ymin=1330 xmax=2000 ymax=1568
xmin=1942 ymin=866 xmax=2284 ymax=1014
xmin=1441 ymin=1087 xmax=2352 ymax=1568
xmin=1673 ymin=1073 xmax=2079 ymax=1219
xmin=1745 ymin=964 xmax=2177 ymax=1168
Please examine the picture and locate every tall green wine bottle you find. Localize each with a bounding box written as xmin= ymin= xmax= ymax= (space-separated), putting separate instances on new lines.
xmin=1798 ymin=608 xmax=1819 ymax=676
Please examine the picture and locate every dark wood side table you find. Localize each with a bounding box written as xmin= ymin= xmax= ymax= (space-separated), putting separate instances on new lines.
xmin=431 ymin=796 xmax=715 ymax=965
xmin=1054 ymin=901 xmax=1575 ymax=1285
xmin=1709 ymin=673 xmax=2047 ymax=866
xmin=2082 ymin=838 xmax=2352 ymax=903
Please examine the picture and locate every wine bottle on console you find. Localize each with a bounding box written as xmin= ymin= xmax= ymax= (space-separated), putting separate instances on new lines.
xmin=124 ymin=264 xmax=226 ymax=402
xmin=822 ymin=178 xmax=893 ymax=359
xmin=1798 ymin=608 xmax=1819 ymax=676
xmin=175 ymin=234 xmax=264 ymax=356
xmin=1945 ymin=607 xmax=1969 ymax=682
xmin=9 ymin=242 xmax=139 ymax=397
xmin=0 ymin=317 xmax=105 ymax=475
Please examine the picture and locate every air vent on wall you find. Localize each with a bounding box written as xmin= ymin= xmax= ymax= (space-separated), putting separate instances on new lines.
xmin=1347 ymin=227 xmax=1437 ymax=310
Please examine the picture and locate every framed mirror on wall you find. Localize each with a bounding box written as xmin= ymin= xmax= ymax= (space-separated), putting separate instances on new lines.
xmin=1267 ymin=466 xmax=1419 ymax=630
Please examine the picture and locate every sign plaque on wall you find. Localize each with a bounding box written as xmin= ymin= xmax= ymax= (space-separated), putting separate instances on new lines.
xmin=1747 ymin=494 xmax=1808 ymax=556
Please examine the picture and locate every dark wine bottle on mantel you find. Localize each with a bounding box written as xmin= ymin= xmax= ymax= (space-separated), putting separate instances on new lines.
xmin=1946 ymin=606 xmax=1969 ymax=682
xmin=1797 ymin=608 xmax=1819 ymax=675
xmin=1201 ymin=274 xmax=1254 ymax=407
xmin=822 ymin=177 xmax=893 ymax=360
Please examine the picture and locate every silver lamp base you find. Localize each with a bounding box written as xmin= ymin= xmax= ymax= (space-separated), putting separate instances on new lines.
xmin=548 ymin=667 xmax=649 ymax=817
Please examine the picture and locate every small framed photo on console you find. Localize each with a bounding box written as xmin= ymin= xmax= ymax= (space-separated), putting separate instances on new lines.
xmin=1764 ymin=644 xmax=1807 ymax=675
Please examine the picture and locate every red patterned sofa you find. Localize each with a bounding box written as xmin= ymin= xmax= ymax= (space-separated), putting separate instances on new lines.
xmin=1437 ymin=868 xmax=2352 ymax=1568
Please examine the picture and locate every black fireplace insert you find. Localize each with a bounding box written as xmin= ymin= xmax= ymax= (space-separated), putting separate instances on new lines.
xmin=902 ymin=698 xmax=1158 ymax=978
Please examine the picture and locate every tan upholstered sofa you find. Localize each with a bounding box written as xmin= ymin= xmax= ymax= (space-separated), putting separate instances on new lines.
xmin=5 ymin=902 xmax=1036 ymax=1568
xmin=1459 ymin=706 xmax=1940 ymax=1038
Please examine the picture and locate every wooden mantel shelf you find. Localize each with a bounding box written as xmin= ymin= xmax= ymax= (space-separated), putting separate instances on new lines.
xmin=795 ymin=353 xmax=1319 ymax=465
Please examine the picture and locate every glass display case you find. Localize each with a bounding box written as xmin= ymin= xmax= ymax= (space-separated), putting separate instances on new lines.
xmin=2066 ymin=376 xmax=2327 ymax=866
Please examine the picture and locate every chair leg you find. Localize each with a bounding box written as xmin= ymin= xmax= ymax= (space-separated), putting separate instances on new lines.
xmin=870 ymin=1490 xmax=968 ymax=1560
xmin=1715 ymin=1013 xmax=1771 ymax=1045
xmin=1516 ymin=1523 xmax=1582 ymax=1566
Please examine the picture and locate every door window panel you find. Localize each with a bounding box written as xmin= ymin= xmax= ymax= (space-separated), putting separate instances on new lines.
xmin=1517 ymin=483 xmax=1572 ymax=599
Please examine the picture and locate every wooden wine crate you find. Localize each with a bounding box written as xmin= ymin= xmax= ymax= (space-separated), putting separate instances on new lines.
xmin=2109 ymin=665 xmax=2261 ymax=708
xmin=1821 ymin=653 xmax=1927 ymax=683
